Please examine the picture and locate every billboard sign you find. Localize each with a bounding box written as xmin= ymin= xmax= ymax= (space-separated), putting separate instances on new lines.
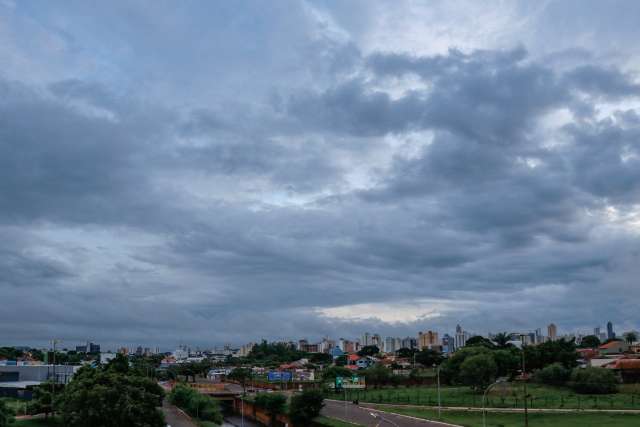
xmin=267 ymin=371 xmax=292 ymax=382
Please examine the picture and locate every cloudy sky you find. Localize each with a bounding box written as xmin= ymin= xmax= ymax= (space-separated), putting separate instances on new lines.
xmin=2 ymin=0 xmax=640 ymax=349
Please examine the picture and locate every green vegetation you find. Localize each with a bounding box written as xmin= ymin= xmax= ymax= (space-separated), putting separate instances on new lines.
xmin=168 ymin=384 xmax=223 ymax=425
xmin=55 ymin=354 xmax=165 ymax=427
xmin=328 ymin=383 xmax=640 ymax=409
xmin=14 ymin=420 xmax=58 ymax=427
xmin=289 ymin=389 xmax=325 ymax=426
xmin=570 ymin=367 xmax=619 ymax=394
xmin=534 ymin=363 xmax=571 ymax=386
xmin=460 ymin=353 xmax=498 ymax=391
xmin=373 ymin=406 xmax=640 ymax=427
xmin=227 ymin=367 xmax=253 ymax=393
xmin=579 ymin=335 xmax=601 ymax=348
xmin=313 ymin=416 xmax=363 ymax=426
xmin=254 ymin=393 xmax=287 ymax=426
xmin=0 ymin=399 xmax=13 ymax=427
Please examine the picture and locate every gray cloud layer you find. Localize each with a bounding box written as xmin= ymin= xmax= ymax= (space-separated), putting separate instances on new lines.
xmin=2 ymin=1 xmax=640 ymax=349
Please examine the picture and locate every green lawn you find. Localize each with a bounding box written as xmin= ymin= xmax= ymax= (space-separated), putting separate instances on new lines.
xmin=314 ymin=415 xmax=363 ymax=426
xmin=375 ymin=406 xmax=640 ymax=427
xmin=14 ymin=419 xmax=58 ymax=427
xmin=328 ymin=383 xmax=640 ymax=410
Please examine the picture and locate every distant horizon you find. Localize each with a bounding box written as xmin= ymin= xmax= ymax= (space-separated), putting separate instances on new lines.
xmin=4 ymin=321 xmax=637 ymax=352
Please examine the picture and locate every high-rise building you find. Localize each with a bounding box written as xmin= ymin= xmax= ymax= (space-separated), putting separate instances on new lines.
xmin=547 ymin=323 xmax=557 ymax=341
xmin=455 ymin=325 xmax=470 ymax=349
xmin=401 ymin=337 xmax=417 ymax=350
xmin=442 ymin=334 xmax=455 ymax=355
xmin=361 ymin=333 xmax=372 ymax=347
xmin=418 ymin=330 xmax=439 ymax=350
xmin=384 ymin=337 xmax=396 ymax=353
xmin=607 ymin=321 xmax=615 ymax=340
xmin=372 ymin=334 xmax=381 ymax=348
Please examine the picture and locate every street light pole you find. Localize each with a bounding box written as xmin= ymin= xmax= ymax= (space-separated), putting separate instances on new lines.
xmin=482 ymin=379 xmax=505 ymax=427
xmin=433 ymin=363 xmax=441 ymax=419
xmin=520 ymin=334 xmax=529 ymax=427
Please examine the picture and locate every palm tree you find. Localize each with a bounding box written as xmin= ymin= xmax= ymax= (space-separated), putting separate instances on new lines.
xmin=624 ymin=332 xmax=638 ymax=345
xmin=493 ymin=332 xmax=513 ymax=348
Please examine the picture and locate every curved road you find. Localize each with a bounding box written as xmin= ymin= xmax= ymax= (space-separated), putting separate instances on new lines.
xmin=322 ymin=400 xmax=460 ymax=427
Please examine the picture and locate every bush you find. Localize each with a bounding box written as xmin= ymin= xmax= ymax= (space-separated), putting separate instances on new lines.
xmin=534 ymin=363 xmax=571 ymax=386
xmin=569 ymin=367 xmax=618 ymax=394
xmin=0 ymin=399 xmax=14 ymax=427
xmin=169 ymin=384 xmax=222 ymax=424
xmin=289 ymin=389 xmax=325 ymax=426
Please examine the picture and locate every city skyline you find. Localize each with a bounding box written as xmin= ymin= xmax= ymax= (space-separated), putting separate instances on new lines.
xmin=3 ymin=1 xmax=640 ymax=347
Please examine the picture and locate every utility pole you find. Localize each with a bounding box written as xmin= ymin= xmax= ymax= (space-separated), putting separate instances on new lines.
xmin=519 ymin=334 xmax=529 ymax=427
xmin=50 ymin=339 xmax=61 ymax=415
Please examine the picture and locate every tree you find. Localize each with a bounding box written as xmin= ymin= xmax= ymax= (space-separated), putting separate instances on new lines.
xmin=439 ymin=346 xmax=490 ymax=385
xmin=227 ymin=367 xmax=253 ymax=394
xmin=492 ymin=332 xmax=513 ymax=349
xmin=322 ymin=366 xmax=352 ymax=381
xmin=30 ymin=382 xmax=55 ymax=419
xmin=534 ymin=363 xmax=571 ymax=386
xmin=357 ymin=346 xmax=380 ymax=357
xmin=459 ymin=353 xmax=497 ymax=392
xmin=395 ymin=348 xmax=417 ymax=358
xmin=624 ymin=332 xmax=638 ymax=345
xmin=569 ymin=367 xmax=618 ymax=394
xmin=56 ymin=365 xmax=165 ymax=427
xmin=579 ymin=335 xmax=601 ymax=349
xmin=334 ymin=354 xmax=347 ymax=366
xmin=524 ymin=338 xmax=578 ymax=371
xmin=362 ymin=365 xmax=392 ymax=388
xmin=465 ymin=336 xmax=496 ymax=349
xmin=492 ymin=349 xmax=520 ymax=379
xmin=0 ymin=399 xmax=13 ymax=427
xmin=254 ymin=393 xmax=287 ymax=426
xmin=414 ymin=349 xmax=444 ymax=367
xmin=289 ymin=389 xmax=325 ymax=426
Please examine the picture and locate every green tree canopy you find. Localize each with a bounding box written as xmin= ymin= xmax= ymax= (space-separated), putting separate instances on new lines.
xmin=523 ymin=338 xmax=578 ymax=371
xmin=534 ymin=363 xmax=571 ymax=386
xmin=0 ymin=399 xmax=14 ymax=427
xmin=579 ymin=335 xmax=601 ymax=349
xmin=624 ymin=332 xmax=638 ymax=345
xmin=254 ymin=393 xmax=287 ymax=426
xmin=289 ymin=389 xmax=325 ymax=426
xmin=459 ymin=353 xmax=498 ymax=391
xmin=56 ymin=365 xmax=165 ymax=427
xmin=465 ymin=336 xmax=496 ymax=349
xmin=227 ymin=367 xmax=253 ymax=393
xmin=569 ymin=367 xmax=618 ymax=394
xmin=492 ymin=332 xmax=514 ymax=349
xmin=414 ymin=348 xmax=444 ymax=367
xmin=357 ymin=346 xmax=380 ymax=357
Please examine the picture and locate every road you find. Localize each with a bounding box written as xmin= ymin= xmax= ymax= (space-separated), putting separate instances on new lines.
xmin=322 ymin=400 xmax=460 ymax=427
xmin=162 ymin=401 xmax=198 ymax=427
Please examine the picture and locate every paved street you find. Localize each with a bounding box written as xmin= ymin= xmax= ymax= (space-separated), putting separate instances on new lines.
xmin=162 ymin=401 xmax=198 ymax=427
xmin=322 ymin=400 xmax=461 ymax=427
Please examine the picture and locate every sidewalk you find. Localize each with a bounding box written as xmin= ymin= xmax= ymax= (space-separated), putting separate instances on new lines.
xmin=354 ymin=401 xmax=640 ymax=415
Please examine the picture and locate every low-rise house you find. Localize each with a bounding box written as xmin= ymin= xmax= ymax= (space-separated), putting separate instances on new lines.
xmin=599 ymin=341 xmax=630 ymax=356
xmin=604 ymin=358 xmax=640 ymax=383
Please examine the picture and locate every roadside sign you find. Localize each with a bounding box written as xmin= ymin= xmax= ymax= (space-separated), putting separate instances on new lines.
xmin=267 ymin=371 xmax=292 ymax=382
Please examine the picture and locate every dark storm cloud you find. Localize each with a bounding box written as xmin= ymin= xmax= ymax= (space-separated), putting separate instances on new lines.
xmin=3 ymin=1 xmax=640 ymax=348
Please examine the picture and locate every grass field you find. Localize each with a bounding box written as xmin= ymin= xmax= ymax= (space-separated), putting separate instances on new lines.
xmin=14 ymin=419 xmax=57 ymax=427
xmin=375 ymin=406 xmax=640 ymax=427
xmin=329 ymin=383 xmax=640 ymax=410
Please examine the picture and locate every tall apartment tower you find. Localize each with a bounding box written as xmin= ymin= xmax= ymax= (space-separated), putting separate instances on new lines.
xmin=607 ymin=321 xmax=615 ymax=340
xmin=454 ymin=324 xmax=469 ymax=349
xmin=547 ymin=323 xmax=557 ymax=341
xmin=418 ymin=330 xmax=439 ymax=350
